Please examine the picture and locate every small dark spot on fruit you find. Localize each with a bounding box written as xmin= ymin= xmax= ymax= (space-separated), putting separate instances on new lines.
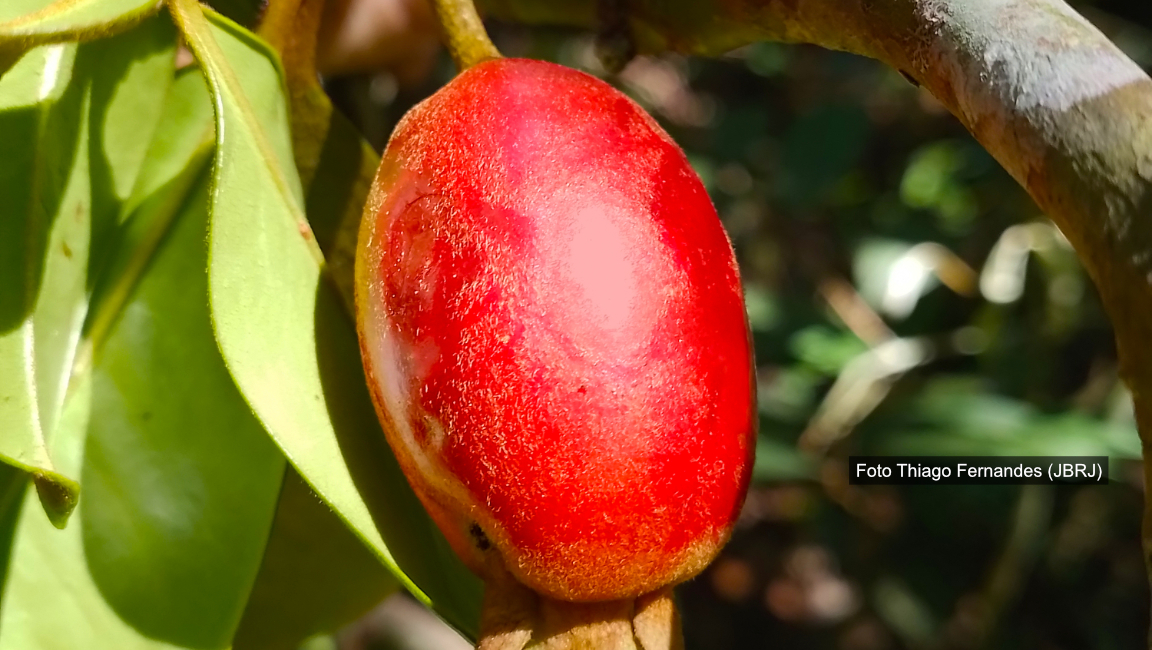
xmin=578 ymin=385 xmax=587 ymax=394
xmin=469 ymin=523 xmax=491 ymax=551
xmin=62 ymin=243 xmax=72 ymax=259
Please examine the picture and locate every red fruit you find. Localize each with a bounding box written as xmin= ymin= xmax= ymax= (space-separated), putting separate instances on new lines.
xmin=355 ymin=58 xmax=755 ymax=604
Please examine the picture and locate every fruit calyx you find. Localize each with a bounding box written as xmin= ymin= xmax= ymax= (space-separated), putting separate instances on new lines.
xmin=477 ymin=569 xmax=682 ymax=650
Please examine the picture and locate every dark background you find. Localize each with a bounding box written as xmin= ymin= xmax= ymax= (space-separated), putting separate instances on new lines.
xmin=252 ymin=0 xmax=1152 ymax=647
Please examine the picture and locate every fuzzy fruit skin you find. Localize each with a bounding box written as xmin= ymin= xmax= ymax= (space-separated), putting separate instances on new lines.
xmin=355 ymin=58 xmax=755 ymax=603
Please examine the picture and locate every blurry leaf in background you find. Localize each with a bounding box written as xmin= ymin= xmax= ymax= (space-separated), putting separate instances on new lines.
xmin=853 ymin=239 xmax=977 ymax=320
xmin=745 ymin=42 xmax=792 ymax=78
xmin=854 ymin=239 xmax=928 ymax=319
xmin=169 ymin=3 xmax=482 ymax=635
xmin=753 ymin=437 xmax=817 ymax=482
xmin=712 ymin=105 xmax=770 ymax=175
xmin=872 ymin=577 xmax=938 ymax=646
xmin=790 ymin=325 xmax=869 ymax=376
xmin=780 ymin=103 xmax=869 ymax=208
xmin=899 ymin=141 xmax=979 ymax=235
xmin=744 ymin=283 xmax=783 ymax=333
xmin=757 ymin=366 xmax=822 ymax=425
xmin=865 ymin=376 xmax=1141 ymax=460
xmin=979 ymin=222 xmax=1075 ymax=305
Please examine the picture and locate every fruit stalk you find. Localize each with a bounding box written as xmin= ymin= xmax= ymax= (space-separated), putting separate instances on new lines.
xmin=431 ymin=0 xmax=500 ymax=69
xmin=477 ymin=568 xmax=684 ymax=649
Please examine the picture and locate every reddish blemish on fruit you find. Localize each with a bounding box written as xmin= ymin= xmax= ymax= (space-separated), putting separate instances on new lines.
xmin=356 ymin=58 xmax=755 ymax=603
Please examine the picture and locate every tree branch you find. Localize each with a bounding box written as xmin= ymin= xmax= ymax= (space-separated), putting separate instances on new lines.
xmin=480 ymin=0 xmax=1152 ymax=585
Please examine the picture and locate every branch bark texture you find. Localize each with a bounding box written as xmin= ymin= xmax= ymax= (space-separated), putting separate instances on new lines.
xmin=481 ymin=0 xmax=1152 ymax=585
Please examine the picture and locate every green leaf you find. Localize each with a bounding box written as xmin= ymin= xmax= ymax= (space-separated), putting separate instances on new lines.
xmin=0 ymin=42 xmax=86 ymax=527
xmin=0 ymin=0 xmax=161 ymax=56
xmin=0 ymin=379 xmax=184 ymax=650
xmin=298 ymin=100 xmax=377 ymax=311
xmin=0 ymin=47 xmax=277 ymax=637
xmin=86 ymin=63 xmax=214 ymax=354
xmin=0 ymin=172 xmax=284 ymax=649
xmin=0 ymin=462 xmax=28 ymax=592
xmin=0 ymin=17 xmax=177 ymax=528
xmin=121 ymin=65 xmax=215 ymax=217
xmin=254 ymin=0 xmax=379 ymax=311
xmin=169 ymin=1 xmax=483 ymax=636
xmin=0 ymin=374 xmax=174 ymax=650
xmin=234 ymin=468 xmax=400 ymax=650
xmin=78 ymin=175 xmax=285 ymax=648
xmin=84 ymin=14 xmax=176 ymax=232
